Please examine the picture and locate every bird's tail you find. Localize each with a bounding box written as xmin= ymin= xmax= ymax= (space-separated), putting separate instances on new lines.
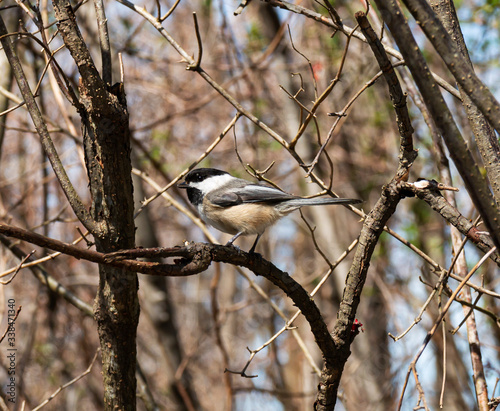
xmin=277 ymin=197 xmax=362 ymax=212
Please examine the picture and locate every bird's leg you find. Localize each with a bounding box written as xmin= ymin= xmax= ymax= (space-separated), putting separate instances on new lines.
xmin=249 ymin=234 xmax=261 ymax=254
xmin=226 ymin=232 xmax=243 ymax=247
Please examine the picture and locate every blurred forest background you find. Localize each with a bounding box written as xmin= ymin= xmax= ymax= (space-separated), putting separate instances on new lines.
xmin=0 ymin=0 xmax=499 ymax=409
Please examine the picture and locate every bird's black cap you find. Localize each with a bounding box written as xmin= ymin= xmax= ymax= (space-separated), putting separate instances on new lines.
xmin=178 ymin=168 xmax=229 ymax=187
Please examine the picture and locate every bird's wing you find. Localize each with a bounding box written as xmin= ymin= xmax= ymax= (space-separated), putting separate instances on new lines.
xmin=207 ymin=191 xmax=243 ymax=207
xmin=236 ymin=185 xmax=298 ymax=203
xmin=208 ymin=184 xmax=297 ymax=207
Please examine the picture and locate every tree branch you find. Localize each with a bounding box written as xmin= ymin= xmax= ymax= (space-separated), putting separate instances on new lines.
xmin=315 ymin=180 xmax=403 ymax=409
xmin=0 ymin=16 xmax=99 ymax=234
xmin=314 ymin=14 xmax=417 ymax=407
xmin=401 ymin=0 xmax=500 ymax=138
xmin=93 ymin=0 xmax=112 ymax=85
xmin=52 ymin=0 xmax=106 ymax=99
xmin=373 ymin=0 xmax=500 ymax=251
xmin=401 ymin=181 xmax=500 ymax=266
xmin=428 ymin=0 xmax=500 ymax=204
xmin=0 ymin=234 xmax=94 ymax=316
xmin=355 ymin=11 xmax=416 ymax=178
xmin=0 ymin=222 xmax=337 ymax=371
xmin=262 ymin=0 xmax=461 ymax=99
xmin=52 ymin=1 xmax=139 ymax=409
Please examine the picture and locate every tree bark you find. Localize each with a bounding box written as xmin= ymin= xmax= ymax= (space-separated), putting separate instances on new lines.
xmin=52 ymin=0 xmax=139 ymax=409
xmin=428 ymin=0 xmax=500 ymax=203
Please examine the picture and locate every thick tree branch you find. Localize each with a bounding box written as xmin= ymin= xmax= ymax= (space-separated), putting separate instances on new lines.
xmin=52 ymin=0 xmax=134 ymax=242
xmin=315 ymin=181 xmax=403 ymax=409
xmin=428 ymin=0 xmax=500 ymax=205
xmin=52 ymin=0 xmax=105 ymax=100
xmin=401 ymin=182 xmax=500 ymax=266
xmin=0 ymin=234 xmax=94 ymax=316
xmin=0 ymin=223 xmax=336 ymax=369
xmin=0 ymin=223 xmax=211 ymax=275
xmin=401 ymin=0 xmax=500 ymax=137
xmin=373 ymin=0 xmax=500 ymax=252
xmin=315 ymin=14 xmax=417 ymax=407
xmin=355 ymin=11 xmax=416 ymax=178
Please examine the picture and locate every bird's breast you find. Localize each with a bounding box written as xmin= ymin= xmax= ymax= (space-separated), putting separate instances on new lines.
xmin=201 ymin=200 xmax=284 ymax=235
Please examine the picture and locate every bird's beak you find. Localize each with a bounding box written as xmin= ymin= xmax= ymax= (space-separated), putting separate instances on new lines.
xmin=177 ymin=181 xmax=189 ymax=189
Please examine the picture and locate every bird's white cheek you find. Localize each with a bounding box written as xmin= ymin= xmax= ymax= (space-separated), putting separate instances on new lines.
xmin=191 ymin=174 xmax=234 ymax=195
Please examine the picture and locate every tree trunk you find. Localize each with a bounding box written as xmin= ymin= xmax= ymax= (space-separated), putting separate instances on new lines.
xmin=52 ymin=0 xmax=139 ymax=409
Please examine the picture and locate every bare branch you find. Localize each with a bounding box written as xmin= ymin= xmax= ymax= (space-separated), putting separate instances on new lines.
xmin=373 ymin=0 xmax=500 ymax=251
xmin=0 ymin=250 xmax=34 ymax=285
xmin=160 ymin=0 xmax=182 ymax=21
xmin=397 ymin=247 xmax=497 ymax=409
xmin=93 ymin=0 xmax=112 ymax=85
xmin=0 ymin=18 xmax=99 ymax=234
xmin=31 ymin=349 xmax=100 ymax=411
xmin=402 ymin=181 xmax=500 ymax=266
xmin=0 ymin=306 xmax=21 ymax=344
xmin=0 ymin=235 xmax=94 ymax=316
xmin=355 ymin=12 xmax=414 ymax=156
xmin=429 ymin=0 xmax=500 ymax=203
xmin=262 ymin=0 xmax=461 ymax=99
xmin=187 ymin=13 xmax=202 ymax=71
xmin=401 ymin=0 xmax=500 ymax=137
xmin=314 ymin=12 xmax=417 ymax=408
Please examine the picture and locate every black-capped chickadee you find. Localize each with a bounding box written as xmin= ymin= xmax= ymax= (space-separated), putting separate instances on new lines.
xmin=178 ymin=168 xmax=361 ymax=253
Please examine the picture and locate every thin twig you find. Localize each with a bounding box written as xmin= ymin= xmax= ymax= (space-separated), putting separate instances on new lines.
xmin=0 ymin=250 xmax=34 ymax=285
xmin=0 ymin=306 xmax=21 ymax=344
xmin=411 ymin=364 xmax=430 ymax=411
xmin=388 ymin=266 xmax=449 ymax=341
xmin=439 ymin=288 xmax=447 ymax=408
xmin=0 ymin=101 xmax=25 ymax=117
xmin=118 ymin=52 xmax=125 ymax=84
xmin=160 ymin=0 xmax=182 ymax=21
xmin=263 ymin=0 xmax=461 ymax=99
xmin=286 ymin=25 xmax=318 ymax=99
xmin=397 ymin=247 xmax=497 ymax=410
xmin=234 ymin=0 xmax=252 ymax=15
xmin=290 ymin=23 xmax=359 ymax=151
xmin=31 ymin=349 xmax=100 ymax=411
xmin=187 ymin=13 xmax=202 ymax=71
xmin=451 ymin=291 xmax=483 ymax=335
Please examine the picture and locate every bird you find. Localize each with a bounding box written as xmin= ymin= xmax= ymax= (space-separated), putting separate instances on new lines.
xmin=178 ymin=168 xmax=361 ymax=253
